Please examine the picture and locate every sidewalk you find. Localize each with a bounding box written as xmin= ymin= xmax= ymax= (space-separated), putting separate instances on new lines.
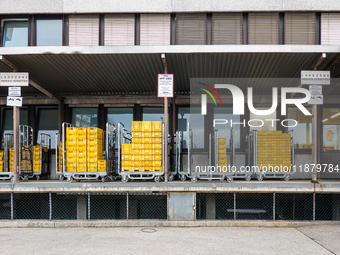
xmin=0 ymin=225 xmax=339 ymax=254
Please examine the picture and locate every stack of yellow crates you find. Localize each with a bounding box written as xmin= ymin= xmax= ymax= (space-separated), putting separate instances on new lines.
xmin=66 ymin=127 xmax=77 ymax=172
xmin=121 ymin=121 xmax=162 ymax=172
xmin=20 ymin=147 xmax=32 ymax=172
xmin=257 ymin=131 xmax=291 ymax=172
xmin=218 ymin=138 xmax=227 ymax=170
xmin=33 ymin=145 xmax=41 ymax=173
xmin=0 ymin=150 xmax=3 ymax=172
xmin=9 ymin=148 xmax=13 ymax=172
xmin=77 ymin=128 xmax=87 ymax=172
xmin=87 ymin=127 xmax=103 ymax=172
xmin=58 ymin=141 xmax=63 ymax=172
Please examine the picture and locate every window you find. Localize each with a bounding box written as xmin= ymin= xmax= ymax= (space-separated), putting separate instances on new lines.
xmin=214 ymin=107 xmax=241 ymax=149
xmin=140 ymin=14 xmax=170 ymax=46
xmin=176 ymin=13 xmax=206 ymax=45
xmin=287 ymin=107 xmax=312 ymax=149
xmin=2 ymin=108 xmax=28 ymax=148
xmin=321 ymin=13 xmax=340 ymax=45
xmin=37 ymin=108 xmax=58 ymax=149
xmin=178 ymin=107 xmax=190 ymax=149
xmin=72 ymin=108 xmax=98 ymax=127
xmin=249 ymin=108 xmax=277 ymax=131
xmin=104 ymin=14 xmax=134 ymax=46
xmin=69 ymin=15 xmax=99 ymax=46
xmin=323 ymin=108 xmax=340 ymax=151
xmin=142 ymin=107 xmax=169 ymax=131
xmin=107 ymin=108 xmax=133 ymax=148
xmin=36 ymin=19 xmax=63 ymax=46
xmin=248 ymin=13 xmax=279 ymax=44
xmin=189 ymin=107 xmax=205 ymax=149
xmin=212 ymin=13 xmax=243 ymax=45
xmin=2 ymin=21 xmax=28 ymax=47
xmin=285 ymin=12 xmax=315 ymax=45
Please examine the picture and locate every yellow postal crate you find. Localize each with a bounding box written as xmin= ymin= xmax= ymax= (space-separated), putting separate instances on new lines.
xmin=153 ymin=167 xmax=162 ymax=172
xmin=0 ymin=150 xmax=4 ymax=156
xmin=98 ymin=159 xmax=106 ymax=168
xmin=78 ymin=151 xmax=86 ymax=157
xmin=143 ymin=132 xmax=152 ymax=138
xmin=143 ymin=161 xmax=152 ymax=167
xmin=152 ymin=144 xmax=162 ymax=150
xmin=77 ymin=166 xmax=87 ymax=172
xmin=122 ymin=144 xmax=132 ymax=149
xmin=132 ymin=143 xmax=143 ymax=150
xmin=143 ymin=155 xmax=152 ymax=161
xmin=153 ymin=138 xmax=162 ymax=144
xmin=132 ymin=160 xmax=142 ymax=167
xmin=132 ymin=154 xmax=143 ymax=161
xmin=131 ymin=121 xmax=142 ymax=132
xmin=77 ymin=144 xmax=87 ymax=152
xmin=152 ymin=132 xmax=162 ymax=138
xmin=153 ymin=161 xmax=162 ymax=167
xmin=143 ymin=167 xmax=152 ymax=172
xmin=151 ymin=121 xmax=162 ymax=132
xmin=98 ymin=166 xmax=106 ymax=172
xmin=142 ymin=138 xmax=152 ymax=144
xmin=219 ymin=159 xmax=227 ymax=165
xmin=143 ymin=149 xmax=152 ymax=155
xmin=132 ymin=149 xmax=142 ymax=155
xmin=132 ymin=166 xmax=142 ymax=172
xmin=153 ymin=149 xmax=162 ymax=155
xmin=121 ymin=154 xmax=132 ymax=160
xmin=219 ymin=154 xmax=227 ymax=160
xmin=121 ymin=166 xmax=132 ymax=172
xmin=87 ymin=157 xmax=98 ymax=163
xmin=66 ymin=127 xmax=77 ymax=135
xmin=132 ymin=132 xmax=143 ymax=138
xmin=218 ymin=148 xmax=226 ymax=154
xmin=143 ymin=144 xmax=152 ymax=149
xmin=121 ymin=160 xmax=132 ymax=167
xmin=87 ymin=127 xmax=103 ymax=138
xmin=218 ymin=138 xmax=226 ymax=145
xmin=132 ymin=137 xmax=142 ymax=144
xmin=87 ymin=139 xmax=102 ymax=146
xmin=66 ymin=156 xmax=77 ymax=164
xmin=218 ymin=144 xmax=226 ymax=149
xmin=142 ymin=121 xmax=152 ymax=132
xmin=153 ymin=155 xmax=162 ymax=161
xmin=76 ymin=127 xmax=87 ymax=135
xmin=88 ymin=166 xmax=97 ymax=172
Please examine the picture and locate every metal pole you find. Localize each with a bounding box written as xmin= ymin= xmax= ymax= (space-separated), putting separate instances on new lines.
xmin=312 ymin=104 xmax=318 ymax=183
xmin=164 ymin=97 xmax=168 ymax=182
xmin=13 ymin=106 xmax=20 ymax=183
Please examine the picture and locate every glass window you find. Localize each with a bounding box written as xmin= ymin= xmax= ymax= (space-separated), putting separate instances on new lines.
xmin=187 ymin=107 xmax=205 ymax=149
xmin=3 ymin=21 xmax=28 ymax=47
xmin=36 ymin=19 xmax=63 ymax=46
xmin=72 ymin=108 xmax=98 ymax=127
xmin=142 ymin=107 xmax=169 ymax=130
xmin=214 ymin=107 xmax=241 ymax=149
xmin=287 ymin=107 xmax=312 ymax=149
xmin=2 ymin=108 xmax=28 ymax=148
xmin=249 ymin=108 xmax=277 ymax=131
xmin=323 ymin=108 xmax=340 ymax=151
xmin=107 ymin=108 xmax=133 ymax=148
xmin=178 ymin=107 xmax=190 ymax=149
xmin=37 ymin=108 xmax=58 ymax=149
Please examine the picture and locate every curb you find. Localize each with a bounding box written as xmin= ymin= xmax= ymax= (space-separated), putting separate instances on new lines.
xmin=0 ymin=220 xmax=339 ymax=228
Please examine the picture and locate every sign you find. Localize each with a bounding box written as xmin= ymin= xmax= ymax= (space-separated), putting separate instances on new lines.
xmin=301 ymin=71 xmax=330 ymax=85
xmin=7 ymin=96 xmax=22 ymax=107
xmin=0 ymin=72 xmax=29 ymax=86
xmin=158 ymin=74 xmax=173 ymax=97
xmin=8 ymin=87 xmax=21 ymax=97
xmin=309 ymin=85 xmax=322 ymax=95
xmin=308 ymin=95 xmax=323 ymax=105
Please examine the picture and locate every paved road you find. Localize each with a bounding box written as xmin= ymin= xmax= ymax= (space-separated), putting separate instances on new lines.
xmin=0 ymin=225 xmax=339 ymax=254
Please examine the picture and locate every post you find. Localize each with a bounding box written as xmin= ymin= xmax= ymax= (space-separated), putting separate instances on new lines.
xmin=13 ymin=106 xmax=20 ymax=183
xmin=312 ymin=104 xmax=318 ymax=183
xmin=164 ymin=97 xmax=168 ymax=182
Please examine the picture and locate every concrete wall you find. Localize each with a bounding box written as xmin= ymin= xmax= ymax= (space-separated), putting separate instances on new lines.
xmin=1 ymin=0 xmax=339 ymax=14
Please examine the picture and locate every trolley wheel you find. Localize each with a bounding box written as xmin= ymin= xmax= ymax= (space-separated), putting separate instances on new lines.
xmin=191 ymin=177 xmax=197 ymax=183
xmin=168 ymin=175 xmax=174 ymax=182
xmin=284 ymin=175 xmax=290 ymax=182
xmin=58 ymin=175 xmax=64 ymax=181
xmin=180 ymin=175 xmax=186 ymax=182
xmin=154 ymin=176 xmax=160 ymax=183
xmin=246 ymin=174 xmax=252 ymax=182
xmin=76 ymin=179 xmax=81 ymax=182
xmin=226 ymin=176 xmax=233 ymax=183
xmin=36 ymin=175 xmax=40 ymax=181
xmin=257 ymin=175 xmax=263 ymax=181
xmin=67 ymin=176 xmax=73 ymax=183
xmin=219 ymin=176 xmax=225 ymax=182
xmin=121 ymin=176 xmax=128 ymax=183
xmin=24 ymin=176 xmax=28 ymax=182
xmin=108 ymin=175 xmax=114 ymax=182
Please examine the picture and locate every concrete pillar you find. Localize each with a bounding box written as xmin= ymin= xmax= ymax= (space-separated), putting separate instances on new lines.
xmin=77 ymin=195 xmax=87 ymax=220
xmin=206 ymin=194 xmax=216 ymax=220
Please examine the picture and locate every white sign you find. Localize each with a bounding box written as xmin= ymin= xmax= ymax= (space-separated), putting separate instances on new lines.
xmin=308 ymin=95 xmax=323 ymax=105
xmin=7 ymin=96 xmax=22 ymax=107
xmin=309 ymin=85 xmax=322 ymax=95
xmin=301 ymin=71 xmax=330 ymax=85
xmin=158 ymin=74 xmax=173 ymax=97
xmin=0 ymin=72 xmax=29 ymax=86
xmin=8 ymin=87 xmax=21 ymax=97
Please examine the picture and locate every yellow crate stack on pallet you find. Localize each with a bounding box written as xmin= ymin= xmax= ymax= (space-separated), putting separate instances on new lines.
xmin=121 ymin=121 xmax=162 ymax=173
xmin=77 ymin=127 xmax=87 ymax=172
xmin=257 ymin=131 xmax=291 ymax=172
xmin=66 ymin=127 xmax=77 ymax=172
xmin=9 ymin=148 xmax=13 ymax=172
xmin=58 ymin=141 xmax=63 ymax=172
xmin=87 ymin=127 xmax=103 ymax=172
xmin=20 ymin=146 xmax=32 ymax=172
xmin=33 ymin=145 xmax=41 ymax=173
xmin=0 ymin=150 xmax=3 ymax=172
xmin=218 ymin=138 xmax=227 ymax=170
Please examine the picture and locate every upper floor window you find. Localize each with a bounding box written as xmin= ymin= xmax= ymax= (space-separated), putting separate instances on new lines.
xmin=285 ymin=12 xmax=315 ymax=45
xmin=2 ymin=20 xmax=28 ymax=47
xmin=321 ymin=13 xmax=340 ymax=45
xmin=140 ymin=14 xmax=170 ymax=46
xmin=176 ymin=13 xmax=206 ymax=45
xmin=248 ymin=12 xmax=279 ymax=44
xmin=36 ymin=19 xmax=63 ymax=46
xmin=212 ymin=13 xmax=243 ymax=45
xmin=104 ymin=14 xmax=134 ymax=46
xmin=69 ymin=15 xmax=99 ymax=46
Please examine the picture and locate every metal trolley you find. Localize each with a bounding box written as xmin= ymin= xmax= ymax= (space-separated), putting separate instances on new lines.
xmin=169 ymin=130 xmax=182 ymax=181
xmin=19 ymin=125 xmax=34 ymax=182
xmin=35 ymin=133 xmax=52 ymax=180
xmin=56 ymin=122 xmax=116 ymax=182
xmin=246 ymin=130 xmax=295 ymax=181
xmin=118 ymin=122 xmax=165 ymax=183
xmin=0 ymin=133 xmax=14 ymax=181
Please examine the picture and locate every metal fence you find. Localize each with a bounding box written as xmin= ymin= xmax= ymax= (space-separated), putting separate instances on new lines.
xmin=0 ymin=192 xmax=338 ymax=221
xmin=196 ymin=193 xmax=338 ymax=221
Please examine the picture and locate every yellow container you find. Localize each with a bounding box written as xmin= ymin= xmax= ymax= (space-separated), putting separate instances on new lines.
xmin=132 ymin=149 xmax=142 ymax=155
xmin=218 ymin=144 xmax=225 ymax=149
xmin=132 ymin=132 xmax=143 ymax=138
xmin=153 ymin=161 xmax=162 ymax=167
xmin=121 ymin=154 xmax=132 ymax=160
xmin=143 ymin=155 xmax=152 ymax=161
xmin=133 ymin=161 xmax=142 ymax=167
xmin=87 ymin=139 xmax=102 ymax=146
xmin=143 ymin=149 xmax=152 ymax=155
xmin=142 ymin=138 xmax=152 ymax=144
xmin=218 ymin=138 xmax=227 ymax=145
xmin=88 ymin=166 xmax=97 ymax=172
xmin=132 ymin=143 xmax=143 ymax=149
xmin=87 ymin=157 xmax=98 ymax=163
xmin=153 ymin=149 xmax=162 ymax=155
xmin=218 ymin=148 xmax=226 ymax=154
xmin=143 ymin=167 xmax=152 ymax=172
xmin=143 ymin=161 xmax=152 ymax=167
xmin=152 ymin=132 xmax=162 ymax=138
xmin=143 ymin=144 xmax=152 ymax=149
xmin=121 ymin=160 xmax=132 ymax=167
xmin=132 ymin=166 xmax=142 ymax=172
xmin=132 ymin=154 xmax=143 ymax=161
xmin=153 ymin=167 xmax=162 ymax=172
xmin=122 ymin=144 xmax=132 ymax=149
xmin=153 ymin=155 xmax=162 ymax=161
xmin=98 ymin=160 xmax=106 ymax=172
xmin=132 ymin=138 xmax=142 ymax=144
xmin=152 ymin=143 xmax=162 ymax=150
xmin=121 ymin=166 xmax=132 ymax=172
xmin=132 ymin=121 xmax=142 ymax=132
xmin=153 ymin=138 xmax=162 ymax=144
xmin=143 ymin=132 xmax=152 ymax=138
xmin=151 ymin=121 xmax=162 ymax=132
xmin=142 ymin=121 xmax=152 ymax=132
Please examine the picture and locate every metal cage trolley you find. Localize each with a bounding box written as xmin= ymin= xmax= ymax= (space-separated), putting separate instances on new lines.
xmin=19 ymin=125 xmax=34 ymax=182
xmin=34 ymin=133 xmax=52 ymax=180
xmin=0 ymin=133 xmax=14 ymax=181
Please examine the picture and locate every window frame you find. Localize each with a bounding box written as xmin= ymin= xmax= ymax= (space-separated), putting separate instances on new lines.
xmin=1 ymin=18 xmax=29 ymax=47
xmin=34 ymin=15 xmax=64 ymax=46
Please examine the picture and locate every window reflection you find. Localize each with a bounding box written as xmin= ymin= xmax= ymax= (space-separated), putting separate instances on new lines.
xmin=37 ymin=108 xmax=58 ymax=149
xmin=323 ymin=108 xmax=340 ymax=151
xmin=3 ymin=21 xmax=28 ymax=47
xmin=72 ymin=108 xmax=98 ymax=127
xmin=288 ymin=107 xmax=312 ymax=149
xmin=249 ymin=107 xmax=277 ymax=131
xmin=36 ymin=19 xmax=63 ymax=46
xmin=107 ymin=108 xmax=133 ymax=148
xmin=189 ymin=107 xmax=204 ymax=149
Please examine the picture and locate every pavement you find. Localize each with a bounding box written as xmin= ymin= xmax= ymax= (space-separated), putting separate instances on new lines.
xmin=0 ymin=225 xmax=339 ymax=255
